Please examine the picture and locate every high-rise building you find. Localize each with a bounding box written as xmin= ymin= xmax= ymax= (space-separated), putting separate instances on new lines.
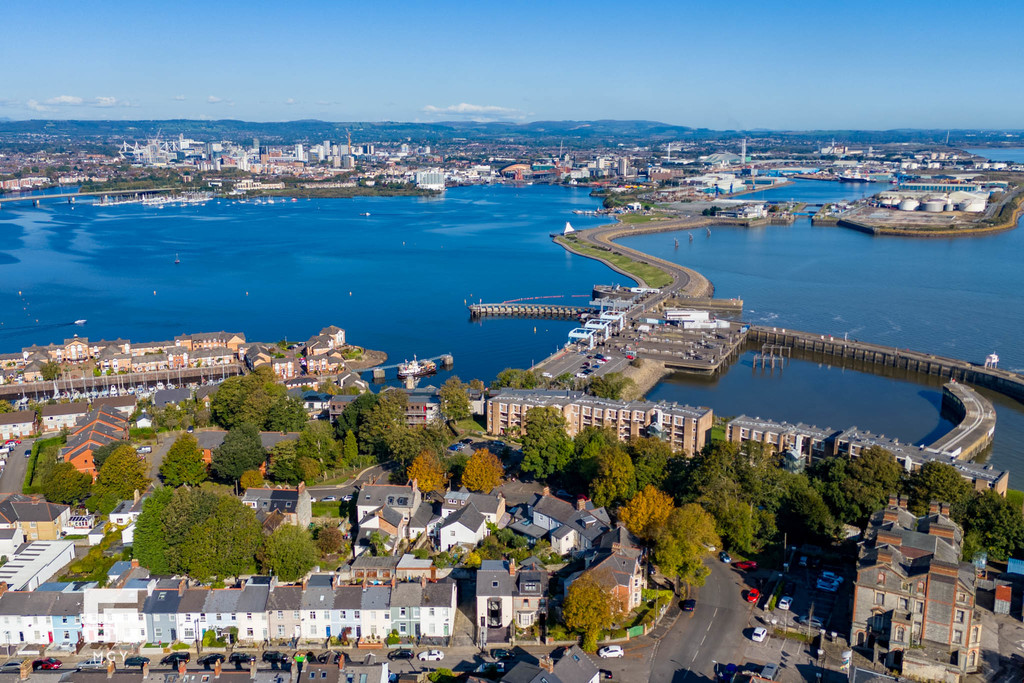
xmin=294 ymin=144 xmax=305 ymax=162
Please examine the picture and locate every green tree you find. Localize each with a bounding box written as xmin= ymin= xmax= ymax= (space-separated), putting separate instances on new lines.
xmin=267 ymin=440 xmax=299 ymax=484
xmin=629 ymin=437 xmax=674 ymax=490
xmin=210 ymin=366 xmax=303 ymax=431
xmin=368 ymin=530 xmax=388 ymax=556
xmin=160 ymin=433 xmax=208 ymax=487
xmin=90 ymin=444 xmax=150 ymax=512
xmin=461 ymin=448 xmax=504 ymax=492
xmin=360 ymin=390 xmax=408 ymax=457
xmin=334 ymin=393 xmax=378 ymax=441
xmin=0 ymin=401 xmax=12 ymax=414
xmin=42 ymin=461 xmax=92 ymax=504
xmin=653 ymin=504 xmax=721 ymax=591
xmin=266 ymin=395 xmax=306 ymax=432
xmin=907 ymin=461 xmax=973 ymax=518
xmin=963 ymin=490 xmax=1024 ymax=561
xmin=40 ymin=361 xmax=62 ymax=381
xmin=589 ymin=445 xmax=636 ymax=507
xmin=438 ymin=376 xmax=471 ymax=422
xmin=178 ymin=495 xmax=262 ymax=580
xmin=843 ymin=446 xmax=904 ymax=524
xmin=520 ymin=407 xmax=573 ymax=480
xmin=563 ymin=571 xmax=614 ymax=652
xmin=211 ymin=424 xmax=266 ymax=482
xmin=296 ymin=421 xmax=336 ymax=465
xmin=778 ymin=475 xmax=838 ymax=543
xmin=491 ymin=368 xmax=539 ymax=390
xmin=342 ymin=430 xmax=359 ymax=465
xmin=92 ymin=440 xmax=129 ymax=469
xmin=588 ymin=372 xmax=635 ymax=400
xmin=132 ymin=486 xmax=174 ymax=574
xmin=295 ymin=456 xmax=322 ymax=483
xmin=258 ymin=525 xmax=319 ymax=581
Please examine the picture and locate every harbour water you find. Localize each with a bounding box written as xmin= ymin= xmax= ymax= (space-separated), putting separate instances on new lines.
xmin=965 ymin=147 xmax=1024 ymax=163
xmin=3 ymin=180 xmax=1024 ymax=482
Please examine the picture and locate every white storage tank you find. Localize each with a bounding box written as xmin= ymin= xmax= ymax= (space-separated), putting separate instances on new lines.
xmin=898 ymin=198 xmax=920 ymax=211
xmin=921 ymin=199 xmax=945 ymax=213
xmin=944 ymin=202 xmax=956 ymax=211
xmin=960 ymin=199 xmax=986 ymax=212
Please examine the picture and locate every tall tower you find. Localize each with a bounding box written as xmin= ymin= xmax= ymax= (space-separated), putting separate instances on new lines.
xmin=740 ymin=138 xmax=746 ymax=164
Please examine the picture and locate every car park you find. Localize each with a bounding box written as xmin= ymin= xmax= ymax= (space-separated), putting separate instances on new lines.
xmin=124 ymin=657 xmax=149 ymax=669
xmin=418 ymin=650 xmax=444 ymax=662
xmin=750 ymin=628 xmax=768 ymax=643
xmin=719 ymin=551 xmax=732 ymax=563
xmin=777 ymin=596 xmax=792 ymax=610
xmin=161 ymin=653 xmax=190 ymax=666
xmin=32 ymin=659 xmax=62 ymax=671
xmin=733 ymin=560 xmax=758 ymax=571
xmin=681 ymin=598 xmax=696 ymax=612
xmin=388 ymin=649 xmax=414 ymax=661
xmin=597 ymin=646 xmax=624 ymax=659
xmin=198 ymin=654 xmax=225 ymax=668
xmin=745 ymin=589 xmax=760 ymax=603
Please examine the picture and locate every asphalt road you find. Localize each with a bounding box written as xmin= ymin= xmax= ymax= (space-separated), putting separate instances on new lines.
xmin=0 ymin=437 xmax=35 ymax=494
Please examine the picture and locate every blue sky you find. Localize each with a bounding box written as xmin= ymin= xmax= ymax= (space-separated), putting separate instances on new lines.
xmin=2 ymin=0 xmax=1021 ymax=129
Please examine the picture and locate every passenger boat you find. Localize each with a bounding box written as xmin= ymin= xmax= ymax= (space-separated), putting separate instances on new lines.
xmin=398 ymin=357 xmax=437 ymax=378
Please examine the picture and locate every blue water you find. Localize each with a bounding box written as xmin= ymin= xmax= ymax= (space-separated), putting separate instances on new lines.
xmin=0 ymin=185 xmax=625 ymax=383
xmin=964 ymin=147 xmax=1024 ymax=163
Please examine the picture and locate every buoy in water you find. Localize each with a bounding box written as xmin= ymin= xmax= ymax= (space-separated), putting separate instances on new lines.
xmin=153 ymin=291 xmax=156 ymax=295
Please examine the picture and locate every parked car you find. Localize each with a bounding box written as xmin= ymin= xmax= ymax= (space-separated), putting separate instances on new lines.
xmin=745 ymin=589 xmax=760 ymax=603
xmin=777 ymin=596 xmax=793 ymax=611
xmin=473 ymin=662 xmax=506 ymax=675
xmin=341 ymin=494 xmax=353 ymax=502
xmin=77 ymin=657 xmax=108 ymax=671
xmin=681 ymin=598 xmax=697 ymax=612
xmin=1 ymin=661 xmax=23 ymax=671
xmin=198 ymin=654 xmax=225 ymax=669
xmin=597 ymin=646 xmax=624 ymax=659
xmin=137 ymin=446 xmax=152 ymax=454
xmin=816 ymin=579 xmax=840 ymax=593
xmin=798 ymin=555 xmax=808 ymax=567
xmin=796 ymin=615 xmax=823 ymax=629
xmin=388 ymin=649 xmax=414 ymax=661
xmin=321 ymin=496 xmax=337 ymax=502
xmin=124 ymin=657 xmax=149 ymax=669
xmin=733 ymin=560 xmax=758 ymax=571
xmin=599 ymin=670 xmax=614 ymax=679
xmin=228 ymin=653 xmax=256 ymax=666
xmin=32 ymin=659 xmax=62 ymax=671
xmin=161 ymin=653 xmax=191 ymax=666
xmin=750 ymin=627 xmax=768 ymax=643
xmin=719 ymin=551 xmax=732 ymax=563
xmin=261 ymin=652 xmax=288 ymax=666
xmin=418 ymin=650 xmax=444 ymax=662
xmin=490 ymin=649 xmax=515 ymax=662
xmin=820 ymin=571 xmax=844 ymax=584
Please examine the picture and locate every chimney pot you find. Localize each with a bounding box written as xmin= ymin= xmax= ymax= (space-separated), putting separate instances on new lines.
xmin=107 ymin=660 xmax=116 ymax=679
xmin=178 ymin=661 xmax=187 ymax=675
xmin=214 ymin=659 xmax=222 ymax=679
xmin=542 ymin=486 xmax=551 ymax=497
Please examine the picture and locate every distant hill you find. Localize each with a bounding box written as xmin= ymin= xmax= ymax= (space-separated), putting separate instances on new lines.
xmin=0 ymin=118 xmax=1019 ymax=148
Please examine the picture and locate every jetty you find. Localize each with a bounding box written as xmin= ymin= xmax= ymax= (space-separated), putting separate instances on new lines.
xmin=469 ymin=303 xmax=589 ymax=320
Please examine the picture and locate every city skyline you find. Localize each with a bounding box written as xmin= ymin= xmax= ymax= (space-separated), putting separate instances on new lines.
xmin=3 ymin=0 xmax=1024 ymax=129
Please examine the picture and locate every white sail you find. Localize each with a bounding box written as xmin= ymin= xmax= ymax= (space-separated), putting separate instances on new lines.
xmin=562 ymin=221 xmax=575 ymax=235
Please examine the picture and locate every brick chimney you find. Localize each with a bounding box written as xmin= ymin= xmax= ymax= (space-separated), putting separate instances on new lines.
xmin=542 ymin=486 xmax=551 ymax=497
xmin=508 ymin=559 xmax=516 ymax=577
xmin=214 ymin=659 xmax=222 ymax=679
xmin=106 ymin=660 xmax=116 ymax=678
xmin=0 ymin=582 xmax=8 ymax=597
xmin=131 ymin=559 xmax=139 ymax=569
xmin=940 ymin=502 xmax=951 ymax=516
xmin=430 ymin=565 xmax=437 ymax=581
xmin=420 ymin=576 xmax=426 ymax=588
xmin=142 ymin=662 xmax=150 ymax=678
xmin=410 ymin=478 xmax=418 ymax=492
xmin=929 ymin=501 xmax=940 ymax=515
xmin=575 ymin=497 xmax=586 ymax=511
xmin=178 ymin=660 xmax=187 ymax=676
xmin=337 ymin=653 xmax=345 ymax=671
xmin=887 ymin=494 xmax=900 ymax=507
xmin=539 ymin=656 xmax=555 ymax=673
xmin=877 ymin=548 xmax=894 ymax=565
xmin=297 ymin=481 xmax=306 ymax=494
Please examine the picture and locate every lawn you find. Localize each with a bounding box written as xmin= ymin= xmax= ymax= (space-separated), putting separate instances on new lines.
xmin=556 ymin=236 xmax=673 ymax=289
xmin=311 ymin=501 xmax=344 ymax=518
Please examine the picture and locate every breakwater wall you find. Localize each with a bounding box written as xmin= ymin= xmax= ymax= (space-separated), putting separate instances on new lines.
xmin=747 ymin=326 xmax=1024 ymax=406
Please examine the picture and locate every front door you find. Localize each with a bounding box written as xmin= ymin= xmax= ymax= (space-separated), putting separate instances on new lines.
xmin=325 ymin=627 xmax=330 ymax=638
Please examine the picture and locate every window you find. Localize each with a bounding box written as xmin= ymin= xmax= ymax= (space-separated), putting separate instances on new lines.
xmin=354 ymin=611 xmax=360 ymax=619
xmin=277 ymin=611 xmax=283 ymax=619
xmin=155 ymin=629 xmax=163 ymax=637
xmin=246 ymin=613 xmax=252 ymax=620
xmin=340 ymin=611 xmax=346 ymax=620
xmin=877 ymin=572 xmax=884 ymax=585
xmin=323 ymin=611 xmax=329 ymax=620
xmin=400 ymin=608 xmax=406 ymax=618
xmin=899 ymin=598 xmax=909 ymax=611
xmin=277 ymin=626 xmax=285 ymax=637
xmin=955 ymin=610 xmax=965 ymax=624
xmin=952 ymin=630 xmax=963 ymax=644
xmin=916 ymin=601 xmax=923 ymax=614
xmin=310 ymin=612 xmax=317 ymax=619
xmin=63 ymin=632 xmax=69 ymax=640
xmin=875 ymin=592 xmax=884 ymax=606
xmin=293 ymin=611 xmax=300 ymax=620
xmin=429 ymin=608 xmax=435 ymax=617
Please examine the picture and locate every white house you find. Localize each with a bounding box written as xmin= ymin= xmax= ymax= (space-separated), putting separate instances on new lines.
xmin=82 ymin=586 xmax=150 ymax=643
xmin=437 ymin=503 xmax=488 ymax=552
xmin=0 ymin=411 xmax=35 ymax=440
xmin=359 ymin=586 xmax=391 ymax=639
xmin=420 ymin=580 xmax=457 ymax=639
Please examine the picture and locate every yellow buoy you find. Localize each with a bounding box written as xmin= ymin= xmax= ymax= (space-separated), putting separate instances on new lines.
xmin=349 ymin=291 xmax=352 ymax=296
xmin=533 ymin=326 xmax=537 ymax=333
xmin=153 ymin=291 xmax=157 ymax=295
xmin=246 ymin=292 xmax=249 ymax=296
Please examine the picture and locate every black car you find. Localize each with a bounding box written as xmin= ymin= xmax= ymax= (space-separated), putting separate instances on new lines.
xmin=262 ymin=652 xmax=288 ymax=664
xmin=388 ymin=649 xmax=414 ymax=661
xmin=124 ymin=657 xmax=150 ymax=669
xmin=682 ymin=598 xmax=697 ymax=612
xmin=313 ymin=652 xmax=340 ymax=664
xmin=599 ymin=670 xmax=614 ymax=680
xmin=228 ymin=653 xmax=256 ymax=667
xmin=198 ymin=654 xmax=225 ymax=669
xmin=160 ymin=653 xmax=190 ymax=666
xmin=490 ymin=649 xmax=515 ymax=662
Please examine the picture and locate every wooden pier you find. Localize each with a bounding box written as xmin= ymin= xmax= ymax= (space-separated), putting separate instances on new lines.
xmin=468 ymin=303 xmax=591 ymax=320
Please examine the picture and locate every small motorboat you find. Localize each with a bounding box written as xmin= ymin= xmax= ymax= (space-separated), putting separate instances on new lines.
xmin=74 ymin=319 xmax=87 ymax=325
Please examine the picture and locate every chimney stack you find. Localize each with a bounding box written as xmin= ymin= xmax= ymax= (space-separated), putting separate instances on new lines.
xmin=508 ymin=559 xmax=516 ymax=577
xmin=214 ymin=659 xmax=222 ymax=679
xmin=106 ymin=660 xmax=116 ymax=679
xmin=131 ymin=559 xmax=139 ymax=569
xmin=940 ymin=502 xmax=951 ymax=516
xmin=337 ymin=653 xmax=345 ymax=671
xmin=929 ymin=501 xmax=940 ymax=515
xmin=178 ymin=661 xmax=187 ymax=676
xmin=542 ymin=486 xmax=551 ymax=497
xmin=249 ymin=657 xmax=258 ymax=679
xmin=887 ymin=494 xmax=899 ymax=508
xmin=142 ymin=662 xmax=150 ymax=678
xmin=575 ymin=497 xmax=586 ymax=511
xmin=540 ymin=656 xmax=555 ymax=673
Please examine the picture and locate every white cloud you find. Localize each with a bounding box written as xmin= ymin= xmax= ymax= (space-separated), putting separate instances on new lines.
xmin=45 ymin=95 xmax=84 ymax=106
xmin=284 ymin=98 xmax=296 ymax=105
xmin=26 ymin=99 xmax=54 ymax=112
xmin=421 ymin=102 xmax=523 ymax=120
xmin=207 ymin=95 xmax=222 ymax=104
xmin=174 ymin=95 xmax=186 ymax=101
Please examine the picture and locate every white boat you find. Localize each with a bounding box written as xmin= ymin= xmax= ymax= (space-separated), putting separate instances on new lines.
xmin=74 ymin=319 xmax=87 ymax=325
xmin=360 ymin=212 xmax=371 ymax=216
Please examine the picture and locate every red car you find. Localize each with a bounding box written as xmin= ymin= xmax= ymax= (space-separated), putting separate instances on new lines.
xmin=745 ymin=589 xmax=760 ymax=603
xmin=33 ymin=659 xmax=62 ymax=671
xmin=625 ymin=355 xmax=635 ymax=360
xmin=734 ymin=560 xmax=758 ymax=571
xmin=3 ymin=440 xmax=20 ymax=446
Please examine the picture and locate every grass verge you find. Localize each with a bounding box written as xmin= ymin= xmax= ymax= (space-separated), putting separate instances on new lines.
xmin=555 ymin=236 xmax=673 ymax=288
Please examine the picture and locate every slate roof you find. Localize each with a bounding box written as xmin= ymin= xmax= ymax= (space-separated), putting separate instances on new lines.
xmin=153 ymin=388 xmax=192 ymax=407
xmin=477 ymin=560 xmax=514 ymax=598
xmin=0 ymin=494 xmax=69 ymax=523
xmin=266 ymin=585 xmax=302 ymax=611
xmin=441 ymin=503 xmax=486 ymax=534
xmin=360 ymin=586 xmax=391 ymax=611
